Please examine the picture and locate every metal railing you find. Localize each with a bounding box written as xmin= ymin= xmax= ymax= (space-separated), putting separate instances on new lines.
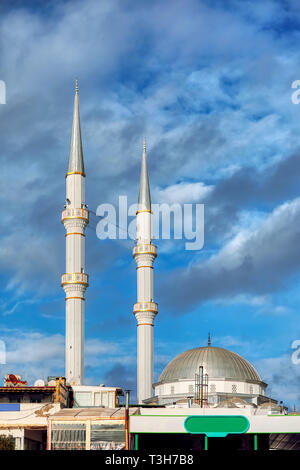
xmin=61 ymin=208 xmax=89 ymax=223
xmin=61 ymin=273 xmax=89 ymax=287
xmin=133 ymin=301 xmax=158 ymax=313
xmin=133 ymin=244 xmax=157 ymax=257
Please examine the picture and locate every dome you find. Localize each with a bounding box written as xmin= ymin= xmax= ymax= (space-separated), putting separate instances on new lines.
xmin=157 ymin=346 xmax=262 ymax=384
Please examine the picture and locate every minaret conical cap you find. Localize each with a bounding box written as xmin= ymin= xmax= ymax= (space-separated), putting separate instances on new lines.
xmin=67 ymin=79 xmax=85 ymax=174
xmin=138 ymin=138 xmax=151 ymax=210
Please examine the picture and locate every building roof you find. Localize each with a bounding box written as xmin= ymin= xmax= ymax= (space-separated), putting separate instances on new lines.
xmin=216 ymin=397 xmax=254 ymax=408
xmin=0 ymin=387 xmax=56 ymax=393
xmin=49 ymin=407 xmax=139 ymax=420
xmin=156 ymin=346 xmax=262 ymax=384
xmin=258 ymin=401 xmax=281 ymax=410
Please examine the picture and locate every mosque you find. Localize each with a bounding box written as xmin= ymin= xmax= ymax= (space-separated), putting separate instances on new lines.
xmin=151 ymin=340 xmax=270 ymax=407
xmin=63 ymin=82 xmax=279 ymax=411
xmin=1 ymin=83 xmax=297 ymax=451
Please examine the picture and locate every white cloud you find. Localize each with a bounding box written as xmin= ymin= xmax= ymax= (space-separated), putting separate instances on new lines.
xmin=1 ymin=0 xmax=300 ymax=393
xmin=0 ymin=326 xmax=135 ymax=385
xmin=0 ymin=329 xmax=64 ymax=384
xmin=215 ymin=294 xmax=271 ymax=307
xmin=154 ymin=181 xmax=213 ymax=204
xmin=255 ymin=354 xmax=300 ymax=408
xmin=162 ymin=197 xmax=300 ymax=311
xmin=208 ymin=197 xmax=300 ymax=275
xmin=85 ymin=338 xmax=118 ymax=356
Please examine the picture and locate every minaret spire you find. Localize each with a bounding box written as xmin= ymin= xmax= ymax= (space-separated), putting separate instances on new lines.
xmin=138 ymin=137 xmax=151 ymax=212
xmin=208 ymin=332 xmax=211 ymax=347
xmin=67 ymin=79 xmax=85 ymax=175
xmin=61 ymin=82 xmax=89 ymax=386
xmin=133 ymin=139 xmax=158 ymax=404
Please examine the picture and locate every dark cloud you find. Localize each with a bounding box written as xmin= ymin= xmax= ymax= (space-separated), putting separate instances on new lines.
xmin=89 ymin=315 xmax=132 ymax=335
xmin=1 ymin=0 xmax=300 ymax=398
xmin=256 ymin=352 xmax=300 ymax=409
xmin=159 ymin=198 xmax=300 ymax=312
xmin=208 ymin=151 xmax=300 ymax=207
xmin=203 ymin=151 xmax=300 ymax=243
xmin=103 ymin=363 xmax=136 ymax=401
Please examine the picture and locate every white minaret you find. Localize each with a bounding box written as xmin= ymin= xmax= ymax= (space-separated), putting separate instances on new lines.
xmin=61 ymin=80 xmax=89 ymax=386
xmin=133 ymin=139 xmax=158 ymax=403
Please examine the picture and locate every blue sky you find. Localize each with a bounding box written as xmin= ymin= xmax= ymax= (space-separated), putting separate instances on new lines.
xmin=0 ymin=0 xmax=300 ymax=407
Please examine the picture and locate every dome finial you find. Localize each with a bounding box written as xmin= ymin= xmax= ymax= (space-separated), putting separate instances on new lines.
xmin=75 ymin=78 xmax=78 ymax=94
xmin=208 ymin=332 xmax=211 ymax=346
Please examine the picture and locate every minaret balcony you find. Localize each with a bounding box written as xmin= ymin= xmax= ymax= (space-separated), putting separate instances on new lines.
xmin=61 ymin=272 xmax=89 ymax=287
xmin=133 ymin=243 xmax=157 ymax=257
xmin=133 ymin=301 xmax=158 ymax=314
xmin=61 ymin=208 xmax=89 ymax=224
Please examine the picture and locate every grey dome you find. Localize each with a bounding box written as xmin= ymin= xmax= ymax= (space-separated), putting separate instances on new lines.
xmin=157 ymin=346 xmax=262 ymax=384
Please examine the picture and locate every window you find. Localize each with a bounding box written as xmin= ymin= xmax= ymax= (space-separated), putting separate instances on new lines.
xmin=9 ymin=395 xmax=21 ymax=403
xmin=188 ymin=384 xmax=194 ymax=393
xmin=249 ymin=385 xmax=253 ymax=395
xmin=170 ymin=386 xmax=175 ymax=395
xmin=108 ymin=392 xmax=114 ymax=408
xmin=232 ymin=384 xmax=237 ymax=394
xmin=30 ymin=396 xmax=42 ymax=403
xmin=75 ymin=392 xmax=92 ymax=407
xmin=210 ymin=384 xmax=216 ymax=393
xmin=91 ymin=424 xmax=125 ymax=450
xmin=94 ymin=392 xmax=101 ymax=406
xmin=101 ymin=392 xmax=108 ymax=407
xmin=51 ymin=423 xmax=86 ymax=450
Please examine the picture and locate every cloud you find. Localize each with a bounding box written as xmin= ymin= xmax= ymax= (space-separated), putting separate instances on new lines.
xmin=1 ymin=299 xmax=39 ymax=316
xmin=200 ymin=151 xmax=300 ymax=246
xmin=0 ymin=325 xmax=136 ymax=386
xmin=103 ymin=363 xmax=136 ymax=399
xmin=0 ymin=0 xmax=299 ymax=298
xmin=0 ymin=328 xmax=64 ymax=384
xmin=1 ymin=0 xmax=300 ymax=389
xmin=154 ymin=181 xmax=213 ymax=205
xmin=213 ymin=294 xmax=291 ymax=316
xmin=160 ymin=198 xmax=300 ymax=311
xmin=255 ymin=353 xmax=300 ymax=408
xmin=85 ymin=338 xmax=118 ymax=357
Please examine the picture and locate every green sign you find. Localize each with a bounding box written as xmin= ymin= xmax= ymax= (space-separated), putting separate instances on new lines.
xmin=184 ymin=415 xmax=250 ymax=438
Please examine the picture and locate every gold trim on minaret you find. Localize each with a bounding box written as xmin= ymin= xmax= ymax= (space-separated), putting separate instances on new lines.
xmin=66 ymin=171 xmax=86 ymax=177
xmin=65 ymin=297 xmax=85 ymax=301
xmin=65 ymin=232 xmax=85 ymax=237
